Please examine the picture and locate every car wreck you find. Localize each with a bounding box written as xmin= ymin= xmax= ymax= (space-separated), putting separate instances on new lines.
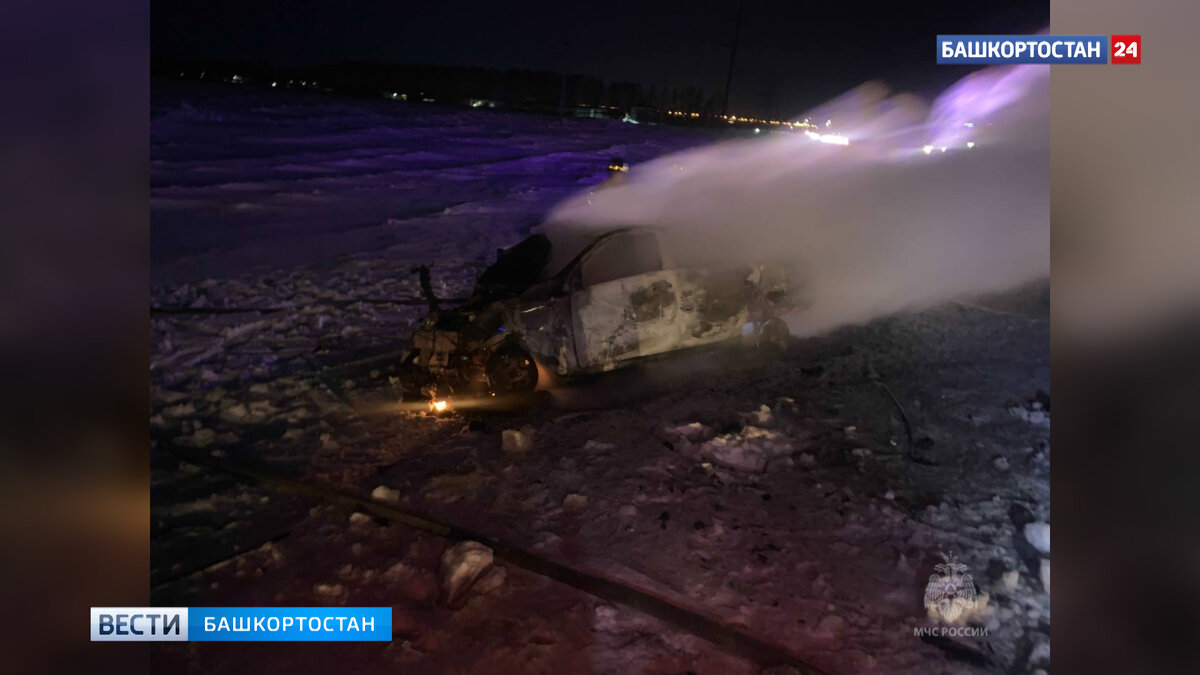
xmin=400 ymin=227 xmax=804 ymax=401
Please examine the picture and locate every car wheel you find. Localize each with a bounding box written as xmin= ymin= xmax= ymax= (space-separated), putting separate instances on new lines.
xmin=487 ymin=346 xmax=539 ymax=395
xmin=399 ymin=351 xmax=433 ymax=401
xmin=757 ymin=317 xmax=790 ymax=356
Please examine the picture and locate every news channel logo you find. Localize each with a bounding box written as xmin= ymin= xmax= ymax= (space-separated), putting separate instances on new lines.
xmin=90 ymin=607 xmax=393 ymax=642
xmin=937 ymin=35 xmax=1141 ymax=65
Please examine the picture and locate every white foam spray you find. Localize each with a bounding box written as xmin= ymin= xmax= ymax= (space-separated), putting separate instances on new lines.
xmin=547 ymin=65 xmax=1048 ymax=337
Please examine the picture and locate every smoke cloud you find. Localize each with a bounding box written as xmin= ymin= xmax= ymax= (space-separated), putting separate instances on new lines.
xmin=547 ymin=65 xmax=1049 ymax=337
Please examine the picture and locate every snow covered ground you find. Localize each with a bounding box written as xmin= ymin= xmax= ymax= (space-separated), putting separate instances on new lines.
xmin=151 ymin=82 xmax=1050 ymax=674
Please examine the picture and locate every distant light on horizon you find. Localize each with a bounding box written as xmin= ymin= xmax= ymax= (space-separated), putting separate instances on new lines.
xmin=805 ymin=130 xmax=850 ymax=146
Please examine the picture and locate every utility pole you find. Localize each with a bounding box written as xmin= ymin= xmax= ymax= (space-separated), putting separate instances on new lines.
xmin=722 ymin=0 xmax=744 ymax=118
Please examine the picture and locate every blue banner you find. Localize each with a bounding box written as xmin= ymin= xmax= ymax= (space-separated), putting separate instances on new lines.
xmin=937 ymin=35 xmax=1108 ymax=65
xmin=188 ymin=607 xmax=392 ymax=641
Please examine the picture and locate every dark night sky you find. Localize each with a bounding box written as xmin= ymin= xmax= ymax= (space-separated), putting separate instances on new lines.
xmin=153 ymin=0 xmax=1048 ymax=115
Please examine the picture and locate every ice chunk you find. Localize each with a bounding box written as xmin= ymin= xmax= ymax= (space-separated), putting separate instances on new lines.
xmin=371 ymin=485 xmax=401 ymax=505
xmin=1024 ymin=521 xmax=1050 ymax=554
xmin=440 ymin=541 xmax=494 ymax=607
xmin=501 ymin=429 xmax=531 ymax=453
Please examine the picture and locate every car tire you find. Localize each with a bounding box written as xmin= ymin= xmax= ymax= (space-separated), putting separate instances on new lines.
xmin=487 ymin=346 xmax=539 ymax=395
xmin=757 ymin=317 xmax=790 ymax=356
xmin=399 ymin=351 xmax=433 ymax=401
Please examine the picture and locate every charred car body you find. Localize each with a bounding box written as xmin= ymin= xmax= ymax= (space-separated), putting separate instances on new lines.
xmin=400 ymin=227 xmax=802 ymax=400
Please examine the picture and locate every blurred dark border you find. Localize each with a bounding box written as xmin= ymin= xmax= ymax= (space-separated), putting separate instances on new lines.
xmin=0 ymin=1 xmax=150 ymax=672
xmin=1 ymin=0 xmax=1198 ymax=672
xmin=1054 ymin=1 xmax=1200 ymax=672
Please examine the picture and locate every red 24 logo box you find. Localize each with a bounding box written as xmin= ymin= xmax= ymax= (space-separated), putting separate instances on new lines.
xmin=1111 ymin=35 xmax=1141 ymax=64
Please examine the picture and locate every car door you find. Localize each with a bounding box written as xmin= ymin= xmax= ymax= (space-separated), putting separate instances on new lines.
xmin=569 ymin=231 xmax=683 ymax=369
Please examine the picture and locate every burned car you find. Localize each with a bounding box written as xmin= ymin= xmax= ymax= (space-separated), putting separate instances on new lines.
xmin=400 ymin=227 xmax=802 ymax=401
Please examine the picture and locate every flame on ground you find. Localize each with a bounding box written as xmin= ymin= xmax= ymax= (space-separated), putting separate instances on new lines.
xmin=429 ymin=399 xmax=449 ymax=412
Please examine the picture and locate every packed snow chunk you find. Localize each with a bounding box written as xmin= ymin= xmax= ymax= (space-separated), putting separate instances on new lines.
xmin=669 ymin=422 xmax=711 ymax=442
xmin=1024 ymin=521 xmax=1050 ymax=554
xmin=618 ymin=505 xmax=637 ymax=519
xmin=383 ymin=562 xmax=438 ymax=602
xmin=1000 ymin=570 xmax=1020 ymax=592
xmin=473 ymin=566 xmax=507 ymax=595
xmin=348 ymin=512 xmax=373 ymax=526
xmin=699 ymin=426 xmax=793 ymax=473
xmin=1009 ymin=404 xmax=1050 ymax=427
xmin=816 ymin=614 xmax=847 ymax=636
xmin=501 ymin=429 xmax=532 ymax=453
xmin=371 ymin=485 xmax=401 ymax=505
xmin=313 ymin=583 xmax=344 ymax=597
xmin=563 ymin=493 xmax=588 ymax=510
xmin=743 ymin=405 xmax=776 ymax=428
xmin=163 ymin=402 xmax=196 ymax=418
xmin=180 ymin=428 xmax=216 ymax=448
xmin=221 ymin=403 xmax=249 ymax=422
xmin=593 ymin=604 xmax=621 ymax=632
xmin=440 ymin=541 xmax=494 ymax=607
xmin=583 ymin=440 xmax=615 ymax=452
